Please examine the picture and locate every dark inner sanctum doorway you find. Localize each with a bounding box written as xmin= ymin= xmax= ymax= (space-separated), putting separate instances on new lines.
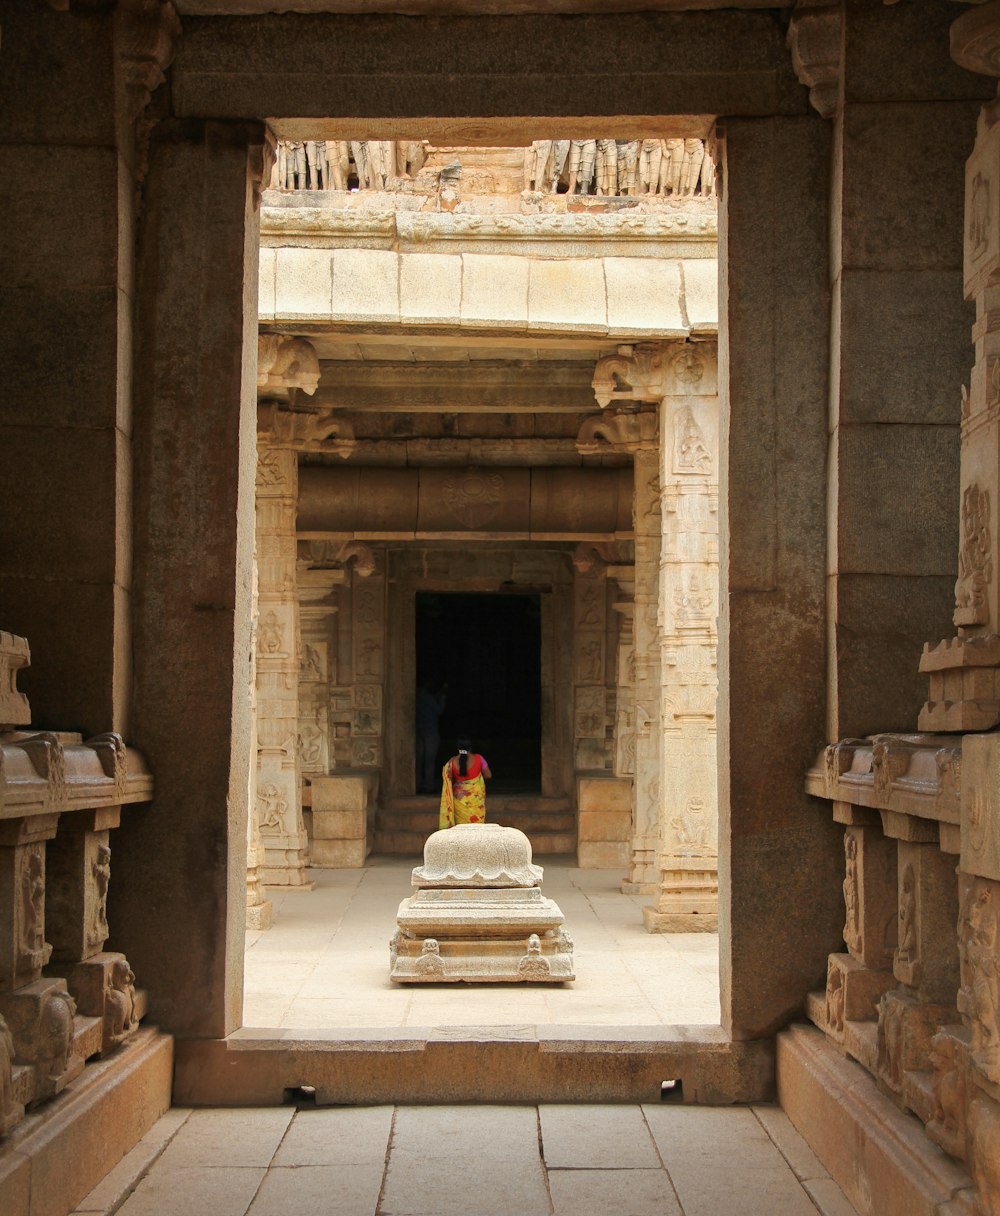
xmin=415 ymin=591 xmax=542 ymax=793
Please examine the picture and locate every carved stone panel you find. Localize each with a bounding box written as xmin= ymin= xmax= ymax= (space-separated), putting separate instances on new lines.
xmin=958 ymin=873 xmax=1000 ymax=1087
xmin=893 ymin=841 xmax=960 ymax=1003
xmin=962 ymin=733 xmax=1000 ymax=884
xmin=965 ymin=118 xmax=1000 ymax=300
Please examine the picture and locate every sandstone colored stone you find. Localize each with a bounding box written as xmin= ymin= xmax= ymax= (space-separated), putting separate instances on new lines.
xmin=577 ymin=777 xmax=631 ymax=814
xmin=577 ymin=809 xmax=631 ymax=843
xmin=311 ymin=839 xmax=367 ymax=868
xmin=578 ymin=841 xmax=631 ymax=871
xmin=313 ymin=809 xmax=366 ymax=840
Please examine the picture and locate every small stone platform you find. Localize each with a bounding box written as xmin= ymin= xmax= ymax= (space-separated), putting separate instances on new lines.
xmin=389 ymin=824 xmax=575 ymax=983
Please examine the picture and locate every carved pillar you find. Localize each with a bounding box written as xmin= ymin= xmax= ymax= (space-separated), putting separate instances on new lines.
xmin=629 ymin=447 xmax=663 ymax=892
xmin=645 ymin=349 xmax=720 ymax=931
xmin=245 ymin=546 xmax=271 ymax=930
xmin=254 ymin=444 xmax=312 ymax=888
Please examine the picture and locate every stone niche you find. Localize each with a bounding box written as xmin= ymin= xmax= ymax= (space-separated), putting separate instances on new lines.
xmin=390 ymin=824 xmax=575 ymax=982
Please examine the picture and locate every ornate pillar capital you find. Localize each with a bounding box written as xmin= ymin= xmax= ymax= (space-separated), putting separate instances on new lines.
xmin=592 ymin=342 xmax=717 ymax=409
xmin=787 ymin=0 xmax=843 ymax=120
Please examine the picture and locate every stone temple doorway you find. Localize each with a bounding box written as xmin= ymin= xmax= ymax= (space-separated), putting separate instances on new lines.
xmin=415 ymin=591 xmax=543 ymax=794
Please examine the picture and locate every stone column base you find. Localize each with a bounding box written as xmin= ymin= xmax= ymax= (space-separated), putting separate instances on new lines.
xmin=246 ymin=899 xmax=273 ymax=931
xmin=643 ymin=906 xmax=718 ymax=933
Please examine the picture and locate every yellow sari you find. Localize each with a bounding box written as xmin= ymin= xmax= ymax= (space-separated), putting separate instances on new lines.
xmin=439 ymin=759 xmax=487 ymax=830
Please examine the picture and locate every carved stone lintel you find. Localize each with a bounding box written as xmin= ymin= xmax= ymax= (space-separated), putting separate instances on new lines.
xmin=787 ymin=0 xmax=842 ymax=119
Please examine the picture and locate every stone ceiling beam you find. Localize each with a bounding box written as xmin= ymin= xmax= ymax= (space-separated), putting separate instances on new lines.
xmin=171 ymin=11 xmax=808 ymax=126
xmin=310 ymin=360 xmax=598 ymax=413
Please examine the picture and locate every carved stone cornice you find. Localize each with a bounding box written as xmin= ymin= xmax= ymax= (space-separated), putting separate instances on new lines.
xmin=576 ymin=410 xmax=658 ymax=455
xmin=952 ymin=0 xmax=1000 ymax=77
xmin=257 ymin=335 xmax=320 ymax=397
xmin=116 ymin=0 xmax=181 ymax=122
xmin=787 ymin=0 xmax=842 ymax=120
xmin=256 ymin=403 xmax=355 ymax=457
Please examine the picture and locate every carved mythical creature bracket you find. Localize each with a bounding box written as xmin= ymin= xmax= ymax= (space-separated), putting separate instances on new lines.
xmin=258 ymin=335 xmax=321 ymax=397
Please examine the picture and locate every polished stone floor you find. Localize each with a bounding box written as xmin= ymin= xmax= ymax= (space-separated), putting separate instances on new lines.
xmin=243 ymin=858 xmax=721 ymax=1029
xmin=73 ymin=1103 xmax=858 ymax=1216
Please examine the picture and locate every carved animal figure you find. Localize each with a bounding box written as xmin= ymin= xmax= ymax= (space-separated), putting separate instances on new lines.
xmin=518 ymin=934 xmax=551 ymax=979
xmin=104 ymin=958 xmax=136 ymax=1045
xmin=37 ymin=990 xmax=75 ymax=1090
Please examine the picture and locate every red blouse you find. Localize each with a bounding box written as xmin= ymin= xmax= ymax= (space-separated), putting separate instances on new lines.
xmin=450 ymin=753 xmax=486 ymax=780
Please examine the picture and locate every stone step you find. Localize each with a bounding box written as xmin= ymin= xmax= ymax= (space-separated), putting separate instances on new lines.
xmin=377 ymin=808 xmax=576 ymax=835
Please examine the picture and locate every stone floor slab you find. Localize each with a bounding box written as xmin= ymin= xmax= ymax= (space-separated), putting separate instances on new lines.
xmin=154 ymin=1108 xmax=294 ymax=1169
xmin=272 ymin=1107 xmax=394 ymax=1166
xmin=116 ymin=1166 xmax=266 ymax=1216
xmin=547 ymin=1168 xmax=682 ymax=1216
xmin=378 ymin=1106 xmax=549 ymax=1216
xmin=247 ymin=1165 xmax=385 ymax=1216
xmin=539 ymin=1104 xmax=660 ymax=1169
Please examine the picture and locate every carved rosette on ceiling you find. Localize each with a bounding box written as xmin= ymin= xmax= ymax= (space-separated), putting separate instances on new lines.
xmin=787 ymin=0 xmax=843 ymax=120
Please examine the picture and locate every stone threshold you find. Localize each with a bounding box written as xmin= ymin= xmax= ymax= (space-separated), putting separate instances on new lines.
xmin=777 ymin=1022 xmax=975 ymax=1216
xmin=174 ymin=1024 xmax=772 ymax=1107
xmin=0 ymin=1028 xmax=173 ymax=1216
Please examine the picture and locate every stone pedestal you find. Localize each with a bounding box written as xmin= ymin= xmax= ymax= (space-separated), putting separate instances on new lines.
xmin=310 ymin=773 xmax=377 ymax=867
xmin=390 ymin=824 xmax=574 ymax=983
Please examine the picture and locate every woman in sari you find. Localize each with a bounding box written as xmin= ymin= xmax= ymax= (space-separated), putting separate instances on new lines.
xmin=439 ymin=738 xmax=492 ymax=830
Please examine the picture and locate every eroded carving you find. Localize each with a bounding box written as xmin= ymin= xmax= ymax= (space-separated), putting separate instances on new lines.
xmin=955 ymin=484 xmax=992 ymax=627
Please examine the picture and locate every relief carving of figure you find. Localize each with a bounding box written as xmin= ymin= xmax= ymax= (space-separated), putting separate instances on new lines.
xmin=966 ymin=880 xmax=1000 ymax=1083
xmin=927 ymin=1032 xmax=969 ymax=1161
xmin=566 ymin=139 xmax=597 ymax=195
xmin=674 ymin=406 xmax=712 ymax=473
xmin=258 ymin=612 xmax=285 ymax=656
xmin=679 ymin=138 xmax=705 ymax=196
xmin=90 ymin=843 xmax=111 ymax=950
xmin=896 ymin=862 xmax=918 ymax=971
xmin=876 ymin=992 xmax=904 ymax=1091
xmin=517 ymin=934 xmax=552 ymax=980
xmin=955 ymin=484 xmax=992 ymax=625
xmin=826 ymin=964 xmax=845 ymax=1036
xmin=297 ymin=723 xmax=323 ymax=768
xmin=105 ymin=958 xmax=137 ymax=1047
xmin=970 ymin=171 xmax=991 ymax=261
xmin=616 ymin=139 xmax=640 ymax=195
xmin=327 ymin=141 xmax=351 ymax=191
xmin=843 ymin=833 xmax=862 ymax=955
xmin=415 ymin=938 xmax=445 ymax=977
xmin=36 ymin=990 xmax=76 ymax=1095
xmin=638 ymin=139 xmax=663 ymax=195
xmin=19 ymin=848 xmax=46 ymax=967
xmin=256 ymin=782 xmax=288 ymax=831
xmin=595 ymin=139 xmax=618 ymax=196
xmin=524 ymin=140 xmax=553 ymax=192
xmin=660 ymin=138 xmax=684 ymax=195
xmin=300 ymin=643 xmax=323 ymax=681
xmin=671 ymin=797 xmax=708 ymax=850
xmin=0 ymin=1014 xmax=20 ymax=1133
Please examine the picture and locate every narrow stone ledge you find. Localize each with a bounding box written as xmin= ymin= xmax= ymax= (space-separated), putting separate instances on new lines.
xmin=173 ymin=1027 xmax=772 ymax=1107
xmin=777 ymin=1022 xmax=973 ymax=1216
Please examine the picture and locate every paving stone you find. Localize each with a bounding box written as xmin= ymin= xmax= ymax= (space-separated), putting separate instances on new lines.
xmin=379 ymin=1106 xmax=548 ymax=1216
xmin=666 ymin=1165 xmax=824 ymax=1216
xmin=154 ymin=1108 xmax=294 ymax=1169
xmin=643 ymin=1104 xmax=784 ymax=1169
xmin=547 ymin=1168 xmax=681 ymax=1216
xmin=752 ymin=1105 xmax=828 ymax=1181
xmin=247 ymin=1165 xmax=385 ymax=1216
xmin=803 ymin=1177 xmax=862 ymax=1216
xmin=539 ymin=1104 xmax=660 ymax=1168
xmin=272 ymin=1108 xmax=394 ymax=1166
xmin=116 ymin=1166 xmax=266 ymax=1216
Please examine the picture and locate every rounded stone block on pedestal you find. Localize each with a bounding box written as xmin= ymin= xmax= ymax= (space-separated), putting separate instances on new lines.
xmin=412 ymin=823 xmax=543 ymax=889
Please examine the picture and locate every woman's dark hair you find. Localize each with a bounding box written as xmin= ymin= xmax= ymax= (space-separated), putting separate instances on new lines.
xmin=456 ymin=737 xmax=472 ymax=777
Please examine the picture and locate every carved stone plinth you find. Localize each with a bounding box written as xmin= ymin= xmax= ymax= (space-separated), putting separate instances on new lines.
xmin=390 ymin=824 xmax=574 ymax=983
xmin=643 ymin=849 xmax=718 ymax=933
xmin=53 ymin=952 xmax=146 ymax=1056
xmin=0 ymin=977 xmax=85 ymax=1105
xmin=877 ymin=988 xmax=957 ymax=1100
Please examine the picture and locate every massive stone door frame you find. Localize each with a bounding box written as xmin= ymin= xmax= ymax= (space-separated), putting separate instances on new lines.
xmin=125 ymin=10 xmax=848 ymax=1095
